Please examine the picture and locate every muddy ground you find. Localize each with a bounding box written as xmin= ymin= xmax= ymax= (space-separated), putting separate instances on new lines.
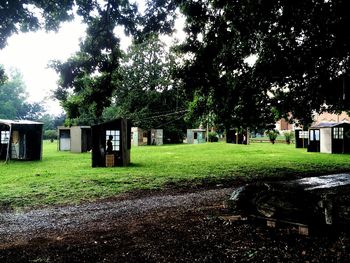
xmin=0 ymin=184 xmax=349 ymax=263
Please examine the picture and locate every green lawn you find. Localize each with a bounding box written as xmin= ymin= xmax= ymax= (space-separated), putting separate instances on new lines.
xmin=1 ymin=141 xmax=350 ymax=210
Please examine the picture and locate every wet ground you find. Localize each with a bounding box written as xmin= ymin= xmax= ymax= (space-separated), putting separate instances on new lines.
xmin=0 ymin=184 xmax=349 ymax=262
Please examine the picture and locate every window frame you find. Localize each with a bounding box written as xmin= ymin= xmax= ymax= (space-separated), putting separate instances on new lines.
xmin=1 ymin=131 xmax=10 ymax=144
xmin=106 ymin=130 xmax=120 ymax=151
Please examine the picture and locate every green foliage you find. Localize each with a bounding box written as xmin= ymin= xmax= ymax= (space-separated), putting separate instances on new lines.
xmin=176 ymin=0 xmax=350 ymax=128
xmin=0 ymin=0 xmax=79 ymax=49
xmin=2 ymin=0 xmax=350 ymax=131
xmin=50 ymin=0 xmax=138 ymax=124
xmin=283 ymin=131 xmax=295 ymax=144
xmin=102 ymin=35 xmax=187 ymax=143
xmin=265 ymin=129 xmax=279 ymax=144
xmin=39 ymin=113 xmax=66 ymax=131
xmin=0 ymin=69 xmax=44 ymax=120
xmin=44 ymin=130 xmax=58 ymax=141
xmin=1 ymin=141 xmax=350 ymax=209
xmin=208 ymin=131 xmax=218 ymax=142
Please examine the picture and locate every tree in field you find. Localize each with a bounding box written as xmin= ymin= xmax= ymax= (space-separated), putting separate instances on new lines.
xmin=102 ymin=35 xmax=187 ymax=142
xmin=175 ymin=0 xmax=350 ymax=128
xmin=0 ymin=69 xmax=44 ymax=120
xmin=50 ymin=0 xmax=138 ymax=125
xmin=50 ymin=1 xmax=182 ymax=129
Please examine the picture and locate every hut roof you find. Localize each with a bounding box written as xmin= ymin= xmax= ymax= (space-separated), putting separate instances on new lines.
xmin=0 ymin=119 xmax=42 ymax=126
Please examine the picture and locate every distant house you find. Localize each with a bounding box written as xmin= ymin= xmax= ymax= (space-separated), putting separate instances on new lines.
xmin=131 ymin=127 xmax=163 ymax=146
xmin=0 ymin=119 xmax=43 ymax=161
xmin=187 ymin=129 xmax=206 ymax=144
xmin=308 ymin=122 xmax=350 ymax=153
xmin=91 ymin=119 xmax=131 ymax=167
xmin=275 ymin=118 xmax=295 ymax=132
xmin=57 ymin=126 xmax=92 ymax=153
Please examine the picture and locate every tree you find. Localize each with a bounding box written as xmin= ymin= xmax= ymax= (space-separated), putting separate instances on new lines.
xmin=0 ymin=0 xmax=77 ymax=49
xmin=39 ymin=113 xmax=65 ymax=130
xmin=0 ymin=0 xmax=136 ymax=49
xmin=175 ymin=0 xmax=350 ymax=128
xmin=103 ymin=35 xmax=187 ymax=142
xmin=51 ymin=1 xmax=138 ymax=125
xmin=0 ymin=69 xmax=44 ymax=120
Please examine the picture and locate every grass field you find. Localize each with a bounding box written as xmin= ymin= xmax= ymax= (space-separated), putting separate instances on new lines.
xmin=0 ymin=141 xmax=350 ymax=210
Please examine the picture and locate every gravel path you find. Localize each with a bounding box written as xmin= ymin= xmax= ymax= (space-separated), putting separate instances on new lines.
xmin=0 ymin=187 xmax=232 ymax=246
xmin=1 ymin=186 xmax=349 ymax=263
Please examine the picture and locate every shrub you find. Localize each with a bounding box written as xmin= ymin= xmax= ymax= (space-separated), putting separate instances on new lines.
xmin=265 ymin=129 xmax=279 ymax=144
xmin=208 ymin=131 xmax=219 ymax=142
xmin=284 ymin=131 xmax=294 ymax=144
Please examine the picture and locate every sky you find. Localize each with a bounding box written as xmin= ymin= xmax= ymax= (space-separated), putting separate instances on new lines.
xmin=0 ymin=18 xmax=88 ymax=115
xmin=0 ymin=2 xmax=186 ymax=116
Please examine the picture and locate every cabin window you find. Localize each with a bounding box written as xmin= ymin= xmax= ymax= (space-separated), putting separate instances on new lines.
xmin=315 ymin=130 xmax=320 ymax=141
xmin=106 ymin=130 xmax=120 ymax=151
xmin=1 ymin=131 xmax=10 ymax=144
xmin=309 ymin=130 xmax=314 ymax=141
xmin=194 ymin=132 xmax=198 ymax=140
xmin=299 ymin=131 xmax=308 ymax=139
xmin=333 ymin=127 xmax=344 ymax=139
xmin=309 ymin=130 xmax=320 ymax=141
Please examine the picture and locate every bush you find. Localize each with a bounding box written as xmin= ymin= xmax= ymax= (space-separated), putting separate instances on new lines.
xmin=44 ymin=130 xmax=58 ymax=141
xmin=283 ymin=131 xmax=294 ymax=144
xmin=265 ymin=129 xmax=279 ymax=144
xmin=208 ymin=131 xmax=219 ymax=142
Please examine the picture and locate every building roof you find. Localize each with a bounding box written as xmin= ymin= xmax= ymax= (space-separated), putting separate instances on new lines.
xmin=310 ymin=121 xmax=350 ymax=129
xmin=0 ymin=119 xmax=43 ymax=126
xmin=57 ymin=125 xmax=91 ymax=129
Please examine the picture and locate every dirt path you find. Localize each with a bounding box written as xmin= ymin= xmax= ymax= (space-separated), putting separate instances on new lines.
xmin=0 ymin=187 xmax=231 ymax=247
xmin=0 ymin=186 xmax=349 ymax=263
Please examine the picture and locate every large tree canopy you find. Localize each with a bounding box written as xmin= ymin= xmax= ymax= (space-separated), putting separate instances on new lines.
xmin=104 ymin=35 xmax=185 ymax=127
xmin=103 ymin=34 xmax=187 ymax=141
xmin=4 ymin=0 xmax=350 ymax=129
xmin=176 ymin=0 xmax=350 ymax=127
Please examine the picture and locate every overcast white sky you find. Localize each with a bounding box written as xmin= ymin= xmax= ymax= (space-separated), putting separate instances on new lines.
xmin=0 ymin=19 xmax=87 ymax=115
xmin=0 ymin=3 xmax=185 ymax=116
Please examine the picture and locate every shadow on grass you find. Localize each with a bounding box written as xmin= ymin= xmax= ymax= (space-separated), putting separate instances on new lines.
xmin=128 ymin=163 xmax=144 ymax=168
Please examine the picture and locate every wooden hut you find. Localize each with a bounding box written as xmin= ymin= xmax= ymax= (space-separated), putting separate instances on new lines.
xmin=91 ymin=119 xmax=131 ymax=167
xmin=58 ymin=126 xmax=92 ymax=153
xmin=149 ymin=129 xmax=163 ymax=145
xmin=295 ymin=129 xmax=309 ymax=148
xmin=131 ymin=127 xmax=145 ymax=146
xmin=308 ymin=122 xmax=350 ymax=153
xmin=0 ymin=119 xmax=43 ymax=161
xmin=187 ymin=129 xmax=206 ymax=144
xmin=131 ymin=127 xmax=163 ymax=146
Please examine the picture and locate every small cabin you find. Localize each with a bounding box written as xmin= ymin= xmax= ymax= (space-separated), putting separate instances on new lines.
xmin=0 ymin=119 xmax=43 ymax=161
xmin=187 ymin=129 xmax=206 ymax=144
xmin=308 ymin=122 xmax=350 ymax=153
xmin=295 ymin=129 xmax=309 ymax=148
xmin=58 ymin=126 xmax=92 ymax=153
xmin=91 ymin=119 xmax=131 ymax=167
xmin=226 ymin=129 xmax=249 ymax=144
xmin=131 ymin=127 xmax=163 ymax=146
xmin=149 ymin=129 xmax=163 ymax=145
